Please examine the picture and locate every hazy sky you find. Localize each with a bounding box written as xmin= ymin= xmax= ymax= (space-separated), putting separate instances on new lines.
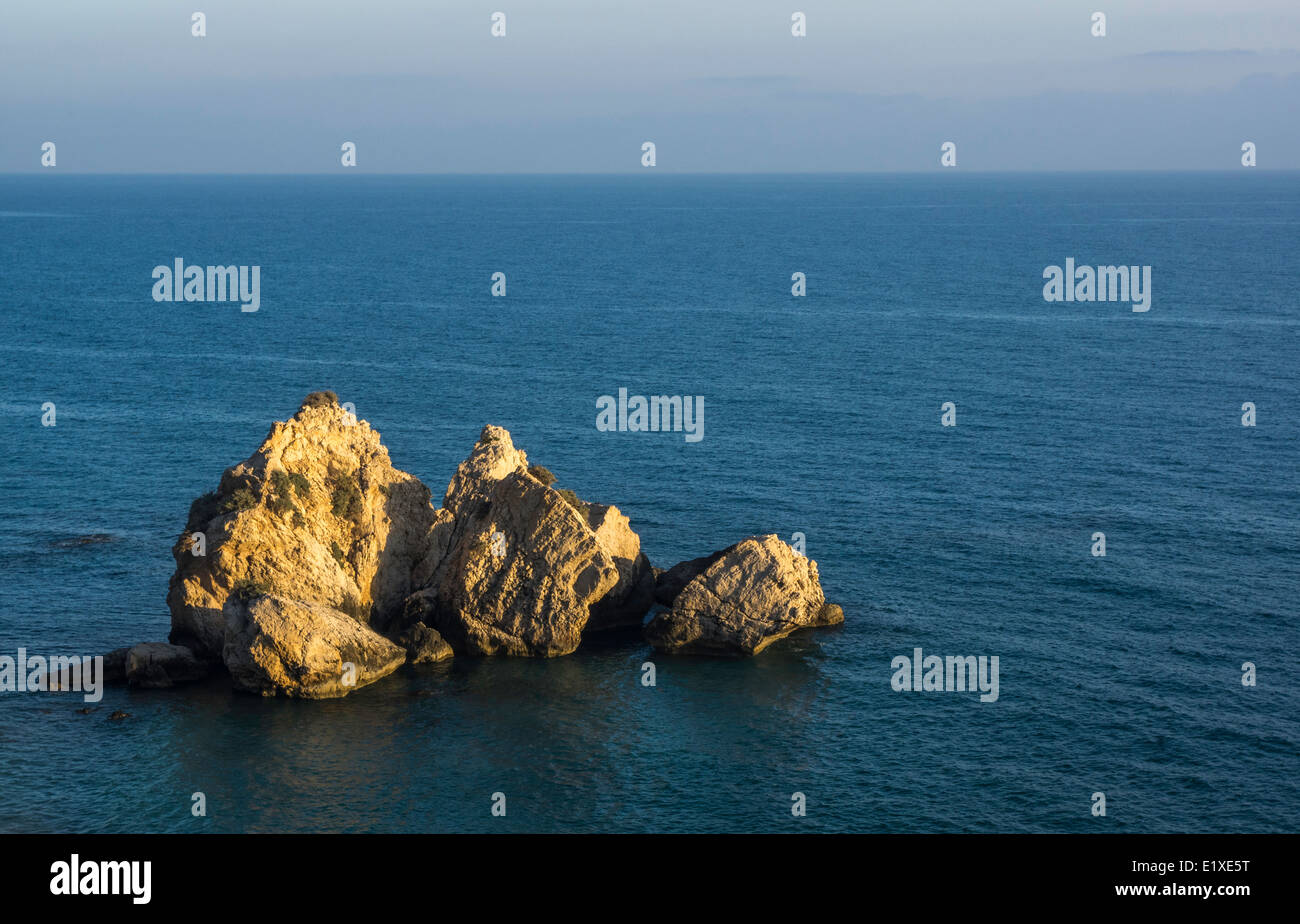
xmin=2 ymin=1 xmax=1298 ymax=171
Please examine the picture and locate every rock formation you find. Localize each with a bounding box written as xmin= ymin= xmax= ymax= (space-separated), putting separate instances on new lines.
xmin=645 ymin=535 xmax=844 ymax=656
xmin=99 ymin=394 xmax=842 ymax=699
xmin=166 ymin=392 xmax=436 ymax=662
xmin=400 ymin=426 xmax=652 ymax=656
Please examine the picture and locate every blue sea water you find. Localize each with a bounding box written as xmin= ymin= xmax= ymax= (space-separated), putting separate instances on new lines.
xmin=0 ymin=172 xmax=1297 ymax=833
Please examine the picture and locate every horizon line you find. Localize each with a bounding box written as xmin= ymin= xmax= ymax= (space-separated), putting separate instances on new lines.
xmin=3 ymin=168 xmax=1296 ymax=177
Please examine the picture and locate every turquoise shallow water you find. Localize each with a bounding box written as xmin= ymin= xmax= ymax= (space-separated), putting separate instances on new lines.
xmin=0 ymin=173 xmax=1297 ymax=832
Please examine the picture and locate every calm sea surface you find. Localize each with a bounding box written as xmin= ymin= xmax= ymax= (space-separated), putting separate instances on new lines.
xmin=1 ymin=173 xmax=1297 ymax=832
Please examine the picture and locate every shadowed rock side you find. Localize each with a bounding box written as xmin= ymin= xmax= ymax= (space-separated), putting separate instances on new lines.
xmin=583 ymin=503 xmax=656 ymax=632
xmin=400 ymin=425 xmax=652 ymax=656
xmin=646 ymin=535 xmax=844 ymax=656
xmin=166 ymin=393 xmax=436 ymax=662
xmin=652 ymin=548 xmax=728 ymax=607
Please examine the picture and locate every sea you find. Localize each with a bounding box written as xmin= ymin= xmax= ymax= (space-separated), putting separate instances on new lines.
xmin=0 ymin=172 xmax=1297 ymax=832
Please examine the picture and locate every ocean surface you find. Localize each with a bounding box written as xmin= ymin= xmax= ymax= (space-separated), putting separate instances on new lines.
xmin=0 ymin=173 xmax=1297 ymax=833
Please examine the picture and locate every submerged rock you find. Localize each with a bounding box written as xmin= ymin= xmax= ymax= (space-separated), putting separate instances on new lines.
xmin=49 ymin=533 xmax=115 ymax=549
xmin=222 ymin=594 xmax=407 ymax=698
xmin=166 ymin=392 xmax=436 ymax=661
xmin=125 ymin=642 xmax=209 ymax=689
xmin=645 ymin=535 xmax=843 ymax=656
xmin=402 ymin=426 xmax=652 ymax=656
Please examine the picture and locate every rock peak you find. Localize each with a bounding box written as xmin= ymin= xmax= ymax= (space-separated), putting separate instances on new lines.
xmin=285 ymin=392 xmax=363 ymax=432
xmin=443 ymin=425 xmax=528 ymax=513
xmin=477 ymin=423 xmax=511 ymax=446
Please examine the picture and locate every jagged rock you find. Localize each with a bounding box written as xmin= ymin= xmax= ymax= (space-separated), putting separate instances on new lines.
xmin=653 ymin=549 xmax=727 ymax=607
xmin=397 ymin=621 xmax=454 ymax=664
xmin=645 ymin=535 xmax=843 ymax=656
xmin=222 ymin=594 xmax=406 ymax=698
xmin=166 ymin=393 xmax=436 ymax=660
xmin=125 ymin=642 xmax=209 ymax=688
xmin=403 ymin=426 xmax=650 ymax=656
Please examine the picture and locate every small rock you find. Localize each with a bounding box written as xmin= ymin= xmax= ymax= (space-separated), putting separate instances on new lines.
xmin=125 ymin=642 xmax=209 ymax=689
xmin=397 ymin=621 xmax=454 ymax=664
xmin=646 ymin=535 xmax=844 ymax=656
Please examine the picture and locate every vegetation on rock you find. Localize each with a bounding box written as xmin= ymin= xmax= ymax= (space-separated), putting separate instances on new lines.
xmin=267 ymin=472 xmax=297 ymax=517
xmin=528 ymin=465 xmax=557 ymax=486
xmin=300 ymin=391 xmax=338 ymax=410
xmin=231 ymin=577 xmax=273 ymax=600
xmin=329 ymin=473 xmax=364 ymax=522
xmin=221 ymin=488 xmax=258 ymax=514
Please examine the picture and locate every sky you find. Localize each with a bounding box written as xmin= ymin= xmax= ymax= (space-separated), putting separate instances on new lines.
xmin=1 ymin=0 xmax=1298 ymax=172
